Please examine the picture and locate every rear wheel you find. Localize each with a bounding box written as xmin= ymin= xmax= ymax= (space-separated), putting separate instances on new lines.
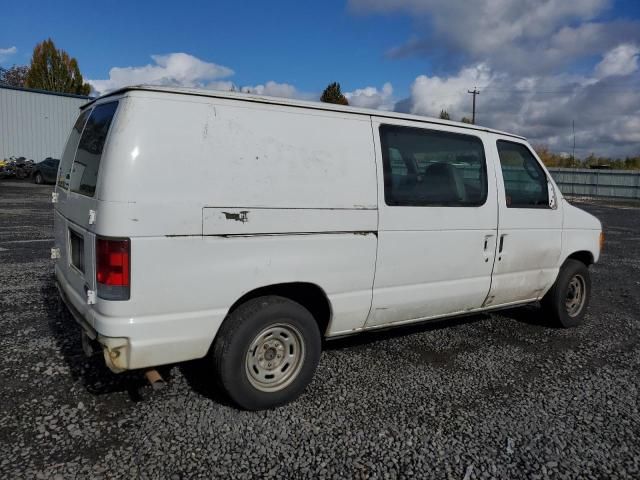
xmin=34 ymin=172 xmax=43 ymax=184
xmin=542 ymin=259 xmax=591 ymax=327
xmin=212 ymin=295 xmax=321 ymax=410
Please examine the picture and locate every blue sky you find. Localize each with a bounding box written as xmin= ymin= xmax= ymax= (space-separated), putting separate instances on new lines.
xmin=1 ymin=0 xmax=424 ymax=96
xmin=2 ymin=0 xmax=640 ymax=156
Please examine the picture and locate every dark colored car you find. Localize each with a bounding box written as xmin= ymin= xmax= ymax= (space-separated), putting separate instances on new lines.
xmin=32 ymin=158 xmax=60 ymax=184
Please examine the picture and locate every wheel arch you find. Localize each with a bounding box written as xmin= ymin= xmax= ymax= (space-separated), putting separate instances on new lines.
xmin=225 ymin=282 xmax=333 ymax=337
xmin=565 ymin=250 xmax=594 ymax=267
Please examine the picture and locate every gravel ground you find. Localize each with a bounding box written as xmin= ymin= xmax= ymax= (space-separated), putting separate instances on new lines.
xmin=0 ymin=181 xmax=639 ymax=479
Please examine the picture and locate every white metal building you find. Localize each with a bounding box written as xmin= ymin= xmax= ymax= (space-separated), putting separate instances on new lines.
xmin=0 ymin=85 xmax=90 ymax=162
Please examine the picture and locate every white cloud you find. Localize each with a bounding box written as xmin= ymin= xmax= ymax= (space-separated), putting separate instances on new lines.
xmin=345 ymin=82 xmax=394 ymax=110
xmin=399 ymin=60 xmax=640 ymax=157
xmin=349 ymin=0 xmax=640 ymax=75
xmin=241 ymin=81 xmax=300 ymax=99
xmin=348 ymin=0 xmax=640 ymax=156
xmin=0 ymin=46 xmax=17 ymax=63
xmin=88 ymin=53 xmax=234 ymax=95
xmin=407 ymin=64 xmax=493 ymax=117
xmin=88 ymin=48 xmax=639 ymax=157
xmin=89 ymin=53 xmax=309 ymax=101
xmin=595 ymin=44 xmax=640 ymax=78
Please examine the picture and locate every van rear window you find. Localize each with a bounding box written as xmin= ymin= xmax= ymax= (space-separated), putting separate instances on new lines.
xmin=58 ymin=110 xmax=90 ymax=189
xmin=69 ymin=102 xmax=118 ymax=197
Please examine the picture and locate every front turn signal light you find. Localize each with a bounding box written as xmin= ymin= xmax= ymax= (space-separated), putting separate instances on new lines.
xmin=599 ymin=231 xmax=605 ymax=252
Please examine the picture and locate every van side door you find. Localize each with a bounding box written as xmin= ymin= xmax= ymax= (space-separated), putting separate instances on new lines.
xmin=486 ymin=138 xmax=563 ymax=307
xmin=366 ymin=118 xmax=498 ymax=328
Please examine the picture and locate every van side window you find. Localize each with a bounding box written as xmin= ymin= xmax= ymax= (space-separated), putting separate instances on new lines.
xmin=380 ymin=125 xmax=487 ymax=207
xmin=496 ymin=140 xmax=549 ymax=208
xmin=57 ymin=110 xmax=90 ymax=189
xmin=69 ymin=101 xmax=119 ymax=197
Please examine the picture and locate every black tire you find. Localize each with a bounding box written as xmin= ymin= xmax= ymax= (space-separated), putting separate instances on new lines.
xmin=34 ymin=172 xmax=43 ymax=184
xmin=542 ymin=259 xmax=591 ymax=327
xmin=212 ymin=295 xmax=321 ymax=410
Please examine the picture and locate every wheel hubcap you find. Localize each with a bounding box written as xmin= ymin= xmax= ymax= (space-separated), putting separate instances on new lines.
xmin=245 ymin=323 xmax=305 ymax=392
xmin=565 ymin=274 xmax=586 ymax=317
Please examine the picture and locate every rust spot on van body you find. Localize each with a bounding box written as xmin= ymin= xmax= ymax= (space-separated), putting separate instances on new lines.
xmin=222 ymin=210 xmax=249 ymax=223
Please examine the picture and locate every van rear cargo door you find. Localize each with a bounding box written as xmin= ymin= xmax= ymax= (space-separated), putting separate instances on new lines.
xmin=54 ymin=102 xmax=119 ymax=305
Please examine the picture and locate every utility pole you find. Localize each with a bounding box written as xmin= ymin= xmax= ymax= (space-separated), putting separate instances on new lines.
xmin=572 ymin=120 xmax=576 ymax=164
xmin=467 ymin=87 xmax=480 ymax=124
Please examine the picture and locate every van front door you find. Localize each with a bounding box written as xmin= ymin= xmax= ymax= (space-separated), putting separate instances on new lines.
xmin=486 ymin=139 xmax=563 ymax=307
xmin=366 ymin=119 xmax=498 ymax=328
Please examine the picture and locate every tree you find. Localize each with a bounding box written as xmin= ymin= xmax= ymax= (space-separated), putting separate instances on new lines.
xmin=0 ymin=65 xmax=29 ymax=87
xmin=25 ymin=39 xmax=91 ymax=95
xmin=320 ymin=82 xmax=348 ymax=105
xmin=460 ymin=117 xmax=472 ymax=124
xmin=439 ymin=109 xmax=450 ymax=120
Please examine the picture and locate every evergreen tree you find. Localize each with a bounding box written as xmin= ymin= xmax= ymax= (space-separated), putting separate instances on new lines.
xmin=320 ymin=82 xmax=349 ymax=105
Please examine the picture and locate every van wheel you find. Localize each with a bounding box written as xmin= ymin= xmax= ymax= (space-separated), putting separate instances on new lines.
xmin=34 ymin=172 xmax=43 ymax=184
xmin=212 ymin=295 xmax=321 ymax=410
xmin=542 ymin=259 xmax=591 ymax=327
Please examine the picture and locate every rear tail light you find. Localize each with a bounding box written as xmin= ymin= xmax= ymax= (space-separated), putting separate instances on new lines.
xmin=96 ymin=237 xmax=130 ymax=300
xmin=599 ymin=231 xmax=605 ymax=253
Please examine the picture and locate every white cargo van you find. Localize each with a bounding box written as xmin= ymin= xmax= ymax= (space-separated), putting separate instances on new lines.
xmin=53 ymin=86 xmax=603 ymax=409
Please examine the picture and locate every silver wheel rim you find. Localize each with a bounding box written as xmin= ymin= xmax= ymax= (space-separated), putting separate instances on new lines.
xmin=245 ymin=323 xmax=305 ymax=392
xmin=565 ymin=274 xmax=586 ymax=317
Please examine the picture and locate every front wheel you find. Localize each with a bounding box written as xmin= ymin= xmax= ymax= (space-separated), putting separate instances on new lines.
xmin=211 ymin=295 xmax=321 ymax=410
xmin=542 ymin=259 xmax=591 ymax=327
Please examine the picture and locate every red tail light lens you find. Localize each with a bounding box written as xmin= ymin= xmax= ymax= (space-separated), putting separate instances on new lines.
xmin=96 ymin=237 xmax=130 ymax=300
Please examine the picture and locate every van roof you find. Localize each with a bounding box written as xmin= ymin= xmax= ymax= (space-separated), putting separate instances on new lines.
xmin=86 ymin=85 xmax=527 ymax=140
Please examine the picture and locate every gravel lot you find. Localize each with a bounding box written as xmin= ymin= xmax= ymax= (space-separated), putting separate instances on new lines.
xmin=0 ymin=182 xmax=638 ymax=479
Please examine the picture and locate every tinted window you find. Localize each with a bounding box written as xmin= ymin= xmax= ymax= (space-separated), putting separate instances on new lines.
xmin=497 ymin=140 xmax=549 ymax=208
xmin=69 ymin=102 xmax=118 ymax=197
xmin=380 ymin=125 xmax=487 ymax=206
xmin=58 ymin=110 xmax=90 ymax=188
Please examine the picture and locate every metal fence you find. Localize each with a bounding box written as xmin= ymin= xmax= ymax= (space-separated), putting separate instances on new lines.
xmin=548 ymin=168 xmax=640 ymax=200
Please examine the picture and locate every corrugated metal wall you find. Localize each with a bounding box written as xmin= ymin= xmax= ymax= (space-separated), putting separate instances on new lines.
xmin=548 ymin=168 xmax=640 ymax=200
xmin=0 ymin=86 xmax=89 ymax=162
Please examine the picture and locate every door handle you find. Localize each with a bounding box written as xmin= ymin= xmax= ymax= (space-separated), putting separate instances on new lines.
xmin=483 ymin=234 xmax=494 ymax=263
xmin=498 ymin=234 xmax=507 ymax=261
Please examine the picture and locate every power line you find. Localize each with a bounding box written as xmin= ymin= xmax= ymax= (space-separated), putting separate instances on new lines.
xmin=476 ymin=85 xmax=640 ymax=94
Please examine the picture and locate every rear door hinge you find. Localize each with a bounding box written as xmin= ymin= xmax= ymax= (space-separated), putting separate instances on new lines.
xmin=51 ymin=191 xmax=59 ymax=203
xmin=50 ymin=247 xmax=60 ymax=259
xmin=86 ymin=290 xmax=97 ymax=305
xmin=88 ymin=210 xmax=97 ymax=225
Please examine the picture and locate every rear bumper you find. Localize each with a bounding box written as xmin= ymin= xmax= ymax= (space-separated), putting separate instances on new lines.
xmin=55 ymin=272 xmax=130 ymax=372
xmin=54 ymin=265 xmax=225 ymax=371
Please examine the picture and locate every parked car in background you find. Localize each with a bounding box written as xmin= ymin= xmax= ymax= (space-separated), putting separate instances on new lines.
xmin=33 ymin=157 xmax=60 ymax=184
